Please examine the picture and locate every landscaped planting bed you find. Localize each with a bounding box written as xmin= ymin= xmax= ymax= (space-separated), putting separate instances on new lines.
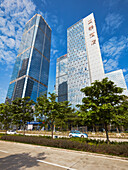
xmin=1 ymin=135 xmax=128 ymax=157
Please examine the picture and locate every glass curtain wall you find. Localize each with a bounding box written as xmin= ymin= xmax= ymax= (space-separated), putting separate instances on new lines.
xmin=6 ymin=14 xmax=51 ymax=103
xmin=67 ymin=20 xmax=90 ymax=107
xmin=56 ymin=54 xmax=68 ymax=102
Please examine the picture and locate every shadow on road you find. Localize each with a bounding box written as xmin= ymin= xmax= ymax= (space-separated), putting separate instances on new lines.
xmin=0 ymin=152 xmax=46 ymax=170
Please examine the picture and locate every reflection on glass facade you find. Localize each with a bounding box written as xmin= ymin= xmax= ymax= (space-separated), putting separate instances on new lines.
xmin=67 ymin=20 xmax=90 ymax=107
xmin=56 ymin=13 xmax=105 ymax=108
xmin=56 ymin=54 xmax=68 ymax=102
xmin=6 ymin=14 xmax=51 ymax=103
xmin=105 ymin=70 xmax=128 ymax=96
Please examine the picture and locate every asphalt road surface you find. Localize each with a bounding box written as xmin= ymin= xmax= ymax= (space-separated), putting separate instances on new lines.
xmin=0 ymin=141 xmax=128 ymax=170
xmin=16 ymin=133 xmax=128 ymax=142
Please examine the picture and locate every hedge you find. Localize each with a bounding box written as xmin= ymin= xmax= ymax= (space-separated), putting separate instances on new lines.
xmin=1 ymin=135 xmax=128 ymax=157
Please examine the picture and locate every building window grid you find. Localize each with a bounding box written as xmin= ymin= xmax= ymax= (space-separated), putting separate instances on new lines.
xmin=67 ymin=20 xmax=90 ymax=104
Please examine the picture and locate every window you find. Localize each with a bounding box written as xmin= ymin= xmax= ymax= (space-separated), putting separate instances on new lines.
xmin=90 ymin=32 xmax=95 ymax=38
xmin=91 ymin=39 xmax=96 ymax=45
xmin=88 ymin=25 xmax=93 ymax=30
xmin=88 ymin=19 xmax=92 ymax=25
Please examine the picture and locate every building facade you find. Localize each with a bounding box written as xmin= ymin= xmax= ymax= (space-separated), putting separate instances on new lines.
xmin=56 ymin=13 xmax=104 ymax=107
xmin=56 ymin=54 xmax=68 ymax=102
xmin=105 ymin=70 xmax=128 ymax=96
xmin=6 ymin=14 xmax=51 ymax=103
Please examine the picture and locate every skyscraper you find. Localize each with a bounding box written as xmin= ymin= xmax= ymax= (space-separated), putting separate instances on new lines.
xmin=56 ymin=54 xmax=68 ymax=102
xmin=56 ymin=13 xmax=104 ymax=107
xmin=6 ymin=14 xmax=51 ymax=103
xmin=105 ymin=70 xmax=128 ymax=96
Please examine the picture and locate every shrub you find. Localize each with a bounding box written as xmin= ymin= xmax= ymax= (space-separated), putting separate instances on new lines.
xmin=1 ymin=135 xmax=128 ymax=157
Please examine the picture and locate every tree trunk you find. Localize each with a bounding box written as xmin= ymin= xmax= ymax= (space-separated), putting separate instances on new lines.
xmin=51 ymin=121 xmax=53 ymax=139
xmin=54 ymin=124 xmax=55 ymax=132
xmin=23 ymin=124 xmax=26 ymax=136
xmin=93 ymin=125 xmax=95 ymax=132
xmin=5 ymin=124 xmax=8 ymax=135
xmin=116 ymin=127 xmax=119 ymax=133
xmin=105 ymin=123 xmax=109 ymax=144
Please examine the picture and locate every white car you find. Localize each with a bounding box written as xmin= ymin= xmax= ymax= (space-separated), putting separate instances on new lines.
xmin=69 ymin=130 xmax=88 ymax=138
xmin=7 ymin=130 xmax=17 ymax=135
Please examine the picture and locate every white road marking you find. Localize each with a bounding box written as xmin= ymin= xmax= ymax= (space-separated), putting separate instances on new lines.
xmin=87 ymin=154 xmax=128 ymax=162
xmin=0 ymin=150 xmax=9 ymax=153
xmin=37 ymin=159 xmax=76 ymax=170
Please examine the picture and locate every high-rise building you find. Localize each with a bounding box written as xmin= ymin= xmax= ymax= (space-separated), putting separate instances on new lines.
xmin=6 ymin=14 xmax=51 ymax=103
xmin=56 ymin=13 xmax=104 ymax=107
xmin=105 ymin=70 xmax=128 ymax=96
xmin=56 ymin=54 xmax=68 ymax=102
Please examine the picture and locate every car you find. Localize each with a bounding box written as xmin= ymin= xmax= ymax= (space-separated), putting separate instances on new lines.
xmin=7 ymin=130 xmax=17 ymax=135
xmin=69 ymin=130 xmax=88 ymax=138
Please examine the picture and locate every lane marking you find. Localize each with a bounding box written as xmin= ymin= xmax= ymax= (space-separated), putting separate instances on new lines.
xmin=87 ymin=154 xmax=128 ymax=162
xmin=37 ymin=159 xmax=76 ymax=170
xmin=0 ymin=150 xmax=9 ymax=153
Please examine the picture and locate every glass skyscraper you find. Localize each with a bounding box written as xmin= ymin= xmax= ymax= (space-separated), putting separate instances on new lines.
xmin=56 ymin=13 xmax=104 ymax=107
xmin=56 ymin=54 xmax=68 ymax=102
xmin=6 ymin=14 xmax=51 ymax=103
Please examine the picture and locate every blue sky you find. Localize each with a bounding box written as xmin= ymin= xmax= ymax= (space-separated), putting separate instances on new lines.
xmin=0 ymin=0 xmax=128 ymax=103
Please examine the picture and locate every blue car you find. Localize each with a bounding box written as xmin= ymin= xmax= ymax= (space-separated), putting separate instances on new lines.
xmin=69 ymin=130 xmax=88 ymax=138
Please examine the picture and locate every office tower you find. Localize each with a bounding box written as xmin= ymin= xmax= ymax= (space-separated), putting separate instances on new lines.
xmin=56 ymin=54 xmax=68 ymax=102
xmin=105 ymin=70 xmax=128 ymax=96
xmin=56 ymin=13 xmax=104 ymax=107
xmin=67 ymin=13 xmax=104 ymax=107
xmin=6 ymin=14 xmax=51 ymax=103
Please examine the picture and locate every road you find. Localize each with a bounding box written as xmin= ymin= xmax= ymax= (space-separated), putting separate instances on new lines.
xmin=0 ymin=141 xmax=128 ymax=170
xmin=1 ymin=132 xmax=128 ymax=142
xmin=14 ymin=132 xmax=128 ymax=142
xmin=22 ymin=133 xmax=128 ymax=142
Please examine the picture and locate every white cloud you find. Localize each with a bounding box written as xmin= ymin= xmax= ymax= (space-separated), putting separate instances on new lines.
xmin=0 ymin=0 xmax=36 ymax=66
xmin=41 ymin=0 xmax=47 ymax=5
xmin=0 ymin=49 xmax=16 ymax=65
xmin=56 ymin=25 xmax=63 ymax=34
xmin=104 ymin=59 xmax=118 ymax=72
xmin=52 ymin=49 xmax=58 ymax=55
xmin=102 ymin=36 xmax=127 ymax=57
xmin=0 ymin=36 xmax=15 ymax=49
xmin=50 ymin=15 xmax=58 ymax=25
xmin=102 ymin=13 xmax=123 ymax=33
xmin=125 ymin=74 xmax=128 ymax=83
xmin=102 ymin=36 xmax=128 ymax=72
xmin=103 ymin=59 xmax=107 ymax=63
xmin=122 ymin=68 xmax=128 ymax=73
xmin=0 ymin=88 xmax=7 ymax=103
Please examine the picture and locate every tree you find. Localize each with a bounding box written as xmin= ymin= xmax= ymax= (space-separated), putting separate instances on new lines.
xmin=78 ymin=78 xmax=125 ymax=143
xmin=35 ymin=93 xmax=62 ymax=138
xmin=35 ymin=93 xmax=75 ymax=138
xmin=55 ymin=101 xmax=75 ymax=131
xmin=115 ymin=96 xmax=128 ymax=130
xmin=0 ymin=102 xmax=12 ymax=133
xmin=12 ymin=97 xmax=35 ymax=135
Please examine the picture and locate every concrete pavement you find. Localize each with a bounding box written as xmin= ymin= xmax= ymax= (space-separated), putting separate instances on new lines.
xmin=0 ymin=141 xmax=128 ymax=170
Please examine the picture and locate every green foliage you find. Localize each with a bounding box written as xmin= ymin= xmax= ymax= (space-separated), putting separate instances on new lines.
xmin=12 ymin=97 xmax=35 ymax=135
xmin=35 ymin=93 xmax=74 ymax=138
xmin=115 ymin=96 xmax=128 ymax=128
xmin=0 ymin=102 xmax=12 ymax=132
xmin=78 ymin=78 xmax=126 ymax=143
xmin=54 ymin=101 xmax=76 ymax=130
